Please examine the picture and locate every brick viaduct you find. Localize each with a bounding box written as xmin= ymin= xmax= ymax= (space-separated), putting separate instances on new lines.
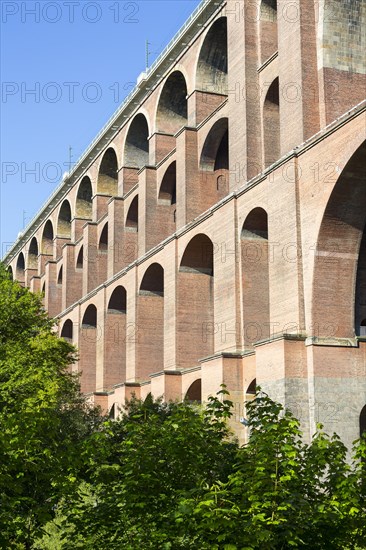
xmin=4 ymin=0 xmax=366 ymax=445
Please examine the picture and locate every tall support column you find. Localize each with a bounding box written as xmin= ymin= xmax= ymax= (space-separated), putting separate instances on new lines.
xmin=278 ymin=0 xmax=320 ymax=153
xmin=82 ymin=223 xmax=98 ymax=294
xmin=138 ymin=167 xmax=158 ymax=255
xmin=107 ymin=198 xmax=125 ymax=277
xmin=176 ymin=127 xmax=199 ymax=228
xmin=226 ymin=1 xmax=248 ymax=190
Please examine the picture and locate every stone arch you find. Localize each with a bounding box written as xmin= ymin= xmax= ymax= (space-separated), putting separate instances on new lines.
xmin=76 ymin=246 xmax=83 ymax=269
xmin=246 ymin=378 xmax=256 ymax=395
xmin=137 ymin=263 xmax=164 ymax=379
xmin=126 ymin=196 xmax=139 ymax=231
xmin=7 ymin=266 xmax=13 ymax=280
xmin=105 ymin=286 xmax=127 ymax=389
xmin=200 ymin=117 xmax=229 ymax=199
xmin=16 ymin=252 xmax=25 ymax=282
xmin=108 ymin=285 xmax=127 ymax=313
xmin=97 ymin=148 xmax=118 ymax=195
xmin=41 ymin=220 xmax=54 ymax=255
xmin=259 ymin=0 xmax=278 ymax=64
xmin=361 ymin=405 xmax=366 ymax=437
xmin=200 ymin=118 xmax=229 ymax=172
xmin=57 ymin=200 xmax=72 ymax=238
xmin=157 ymin=161 xmax=176 ymax=240
xmin=124 ymin=196 xmax=139 ymax=264
xmin=180 ymin=233 xmax=214 ymax=275
xmin=57 ymin=265 xmax=63 ymax=285
xmin=80 ymin=304 xmax=98 ymax=393
xmin=82 ymin=304 xmax=97 ymax=328
xmin=156 ymin=71 xmax=188 ymax=134
xmin=312 ymin=140 xmax=366 ymax=338
xmin=185 ymin=379 xmax=202 ymax=403
xmin=139 ymin=262 xmax=164 ymax=296
xmin=177 ymin=234 xmax=214 ymax=368
xmin=76 ymin=176 xmax=93 ymax=218
xmin=263 ymin=77 xmax=280 ymax=168
xmin=124 ymin=113 xmax=149 ymax=169
xmin=196 ymin=17 xmax=227 ymax=94
xmin=98 ymin=222 xmax=109 ymax=284
xmin=159 ymin=162 xmax=176 ymax=205
xmin=28 ymin=237 xmax=39 ymax=269
xmin=241 ymin=208 xmax=270 ymax=345
xmin=242 ymin=207 xmax=269 ymax=239
xmin=61 ymin=319 xmax=73 ymax=341
xmin=99 ymin=222 xmax=108 ymax=250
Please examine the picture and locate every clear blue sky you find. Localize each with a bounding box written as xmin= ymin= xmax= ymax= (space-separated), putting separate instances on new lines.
xmin=0 ymin=0 xmax=201 ymax=257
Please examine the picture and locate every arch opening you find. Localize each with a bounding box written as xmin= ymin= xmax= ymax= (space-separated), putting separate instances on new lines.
xmin=76 ymin=176 xmax=93 ymax=218
xmin=61 ymin=319 xmax=73 ymax=341
xmin=312 ymin=140 xmax=366 ymax=338
xmin=126 ymin=196 xmax=139 ymax=231
xmin=80 ymin=305 xmax=97 ymax=393
xmin=41 ymin=220 xmax=54 ymax=255
xmin=76 ymin=246 xmax=84 ymax=269
xmin=180 ymin=234 xmax=214 ymax=276
xmin=200 ymin=118 xmax=229 ymax=172
xmin=356 ymin=224 xmax=366 ymax=336
xmin=97 ymin=148 xmax=118 ymax=195
xmin=242 ymin=207 xmax=269 ymax=240
xmin=105 ymin=286 xmax=128 ymax=388
xmin=7 ymin=266 xmax=13 ymax=280
xmin=196 ymin=17 xmax=227 ymax=94
xmin=158 ymin=162 xmax=177 ymax=205
xmin=97 ymin=222 xmax=109 ymax=287
xmin=246 ymin=379 xmax=256 ymax=395
xmin=185 ymin=379 xmax=202 ymax=403
xmin=263 ymin=77 xmax=280 ymax=168
xmin=137 ymin=263 xmax=164 ymax=379
xmin=16 ymin=253 xmax=25 ymax=281
xmin=124 ymin=114 xmax=149 ymax=169
xmin=99 ymin=223 xmax=108 ymax=251
xmin=214 ymin=129 xmax=229 ymax=172
xmin=156 ymin=161 xmax=177 ymax=243
xmin=28 ymin=237 xmax=39 ymax=269
xmin=82 ymin=304 xmax=97 ymax=328
xmin=177 ymin=234 xmax=214 ymax=369
xmin=57 ymin=200 xmax=72 ymax=238
xmin=361 ymin=405 xmax=366 ymax=438
xmin=108 ymin=286 xmax=127 ymax=313
xmin=200 ymin=119 xmax=229 ymax=201
xmin=140 ymin=263 xmax=164 ymax=296
xmin=241 ymin=208 xmax=270 ymax=345
xmin=156 ymin=71 xmax=188 ymax=134
xmin=57 ymin=265 xmax=63 ymax=285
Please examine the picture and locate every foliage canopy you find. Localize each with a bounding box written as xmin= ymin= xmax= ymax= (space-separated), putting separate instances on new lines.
xmin=1 ymin=263 xmax=365 ymax=549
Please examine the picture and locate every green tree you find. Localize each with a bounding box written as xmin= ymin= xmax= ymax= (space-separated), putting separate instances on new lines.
xmin=0 ymin=264 xmax=102 ymax=549
xmin=179 ymin=392 xmax=366 ymax=550
xmin=34 ymin=387 xmax=365 ymax=550
xmin=57 ymin=389 xmax=238 ymax=549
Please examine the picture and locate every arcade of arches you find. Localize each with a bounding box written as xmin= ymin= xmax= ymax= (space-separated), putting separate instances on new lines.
xmin=5 ymin=2 xmax=366 ymax=446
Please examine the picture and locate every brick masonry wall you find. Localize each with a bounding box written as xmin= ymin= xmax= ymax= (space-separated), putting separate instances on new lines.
xmin=7 ymin=0 xmax=366 ymax=444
